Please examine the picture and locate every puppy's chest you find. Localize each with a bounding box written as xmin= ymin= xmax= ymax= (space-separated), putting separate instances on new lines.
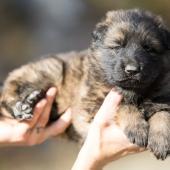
xmin=82 ymin=93 xmax=170 ymax=122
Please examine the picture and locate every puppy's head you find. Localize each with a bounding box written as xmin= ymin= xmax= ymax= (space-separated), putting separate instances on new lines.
xmin=91 ymin=9 xmax=170 ymax=91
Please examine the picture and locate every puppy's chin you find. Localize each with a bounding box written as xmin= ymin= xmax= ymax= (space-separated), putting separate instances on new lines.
xmin=113 ymin=79 xmax=150 ymax=91
xmin=105 ymin=71 xmax=159 ymax=92
xmin=116 ymin=81 xmax=140 ymax=88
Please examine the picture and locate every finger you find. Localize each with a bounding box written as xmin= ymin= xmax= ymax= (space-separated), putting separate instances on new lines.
xmin=94 ymin=89 xmax=122 ymax=123
xmin=43 ymin=108 xmax=72 ymax=138
xmin=26 ymin=99 xmax=47 ymax=127
xmin=126 ymin=145 xmax=146 ymax=154
xmin=36 ymin=87 xmax=57 ymax=127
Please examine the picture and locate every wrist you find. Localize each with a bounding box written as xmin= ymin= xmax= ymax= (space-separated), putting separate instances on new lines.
xmin=72 ymin=144 xmax=104 ymax=170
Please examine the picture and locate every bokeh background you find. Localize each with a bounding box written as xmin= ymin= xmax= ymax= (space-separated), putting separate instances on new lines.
xmin=0 ymin=0 xmax=170 ymax=170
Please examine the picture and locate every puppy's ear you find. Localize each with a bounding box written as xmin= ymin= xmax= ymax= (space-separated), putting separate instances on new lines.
xmin=155 ymin=16 xmax=170 ymax=50
xmin=92 ymin=23 xmax=108 ymax=42
xmin=159 ymin=27 xmax=170 ymax=50
xmin=91 ymin=11 xmax=115 ymax=43
xmin=162 ymin=29 xmax=170 ymax=50
xmin=163 ymin=30 xmax=170 ymax=50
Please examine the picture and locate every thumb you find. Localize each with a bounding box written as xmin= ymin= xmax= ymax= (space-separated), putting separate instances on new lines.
xmin=94 ymin=89 xmax=122 ymax=123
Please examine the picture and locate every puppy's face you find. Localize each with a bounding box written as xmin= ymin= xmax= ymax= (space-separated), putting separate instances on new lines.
xmin=91 ymin=9 xmax=170 ymax=91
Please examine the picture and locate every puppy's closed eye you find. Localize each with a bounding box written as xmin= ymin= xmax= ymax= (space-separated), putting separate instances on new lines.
xmin=142 ymin=44 xmax=158 ymax=54
xmin=105 ymin=27 xmax=127 ymax=50
xmin=142 ymin=41 xmax=164 ymax=55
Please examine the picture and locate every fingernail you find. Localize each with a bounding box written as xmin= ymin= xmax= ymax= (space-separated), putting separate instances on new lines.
xmin=61 ymin=108 xmax=72 ymax=122
xmin=111 ymin=87 xmax=116 ymax=91
xmin=109 ymin=90 xmax=122 ymax=104
xmin=111 ymin=87 xmax=120 ymax=93
xmin=65 ymin=109 xmax=72 ymax=119
xmin=111 ymin=89 xmax=121 ymax=97
xmin=47 ymin=87 xmax=57 ymax=96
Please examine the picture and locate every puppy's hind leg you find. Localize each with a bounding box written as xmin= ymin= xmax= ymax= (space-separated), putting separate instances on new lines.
xmin=0 ymin=57 xmax=64 ymax=120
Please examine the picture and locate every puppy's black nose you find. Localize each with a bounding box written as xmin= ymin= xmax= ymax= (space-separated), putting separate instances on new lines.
xmin=125 ymin=64 xmax=140 ymax=75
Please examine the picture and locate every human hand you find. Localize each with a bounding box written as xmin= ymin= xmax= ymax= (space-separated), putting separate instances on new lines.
xmin=72 ymin=89 xmax=144 ymax=170
xmin=0 ymin=87 xmax=72 ymax=146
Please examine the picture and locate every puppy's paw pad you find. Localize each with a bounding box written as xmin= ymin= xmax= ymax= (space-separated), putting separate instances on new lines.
xmin=13 ymin=90 xmax=45 ymax=120
xmin=13 ymin=101 xmax=33 ymax=120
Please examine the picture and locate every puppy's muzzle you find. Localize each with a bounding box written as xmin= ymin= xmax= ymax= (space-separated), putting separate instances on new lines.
xmin=125 ymin=64 xmax=140 ymax=76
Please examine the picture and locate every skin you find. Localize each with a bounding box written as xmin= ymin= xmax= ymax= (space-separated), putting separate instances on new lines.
xmin=72 ymin=89 xmax=144 ymax=170
xmin=0 ymin=87 xmax=144 ymax=169
xmin=0 ymin=87 xmax=72 ymax=146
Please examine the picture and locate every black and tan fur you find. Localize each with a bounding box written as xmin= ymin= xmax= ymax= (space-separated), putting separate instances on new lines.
xmin=1 ymin=9 xmax=170 ymax=160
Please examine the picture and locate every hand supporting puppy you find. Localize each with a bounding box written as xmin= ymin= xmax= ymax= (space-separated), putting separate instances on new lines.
xmin=72 ymin=89 xmax=144 ymax=170
xmin=0 ymin=87 xmax=71 ymax=146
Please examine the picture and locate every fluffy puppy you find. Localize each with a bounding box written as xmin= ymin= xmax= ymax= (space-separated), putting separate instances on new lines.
xmin=1 ymin=9 xmax=170 ymax=160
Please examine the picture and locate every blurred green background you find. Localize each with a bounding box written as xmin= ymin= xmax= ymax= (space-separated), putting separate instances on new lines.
xmin=0 ymin=1 xmax=170 ymax=170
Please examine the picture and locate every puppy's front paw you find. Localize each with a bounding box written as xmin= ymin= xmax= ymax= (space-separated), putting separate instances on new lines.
xmin=148 ymin=111 xmax=170 ymax=160
xmin=148 ymin=132 xmax=170 ymax=160
xmin=125 ymin=120 xmax=149 ymax=147
xmin=12 ymin=90 xmax=45 ymax=120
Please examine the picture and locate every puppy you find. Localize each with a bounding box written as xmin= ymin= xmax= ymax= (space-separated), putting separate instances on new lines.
xmin=1 ymin=9 xmax=170 ymax=160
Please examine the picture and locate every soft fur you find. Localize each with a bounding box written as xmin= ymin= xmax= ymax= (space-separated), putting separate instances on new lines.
xmin=1 ymin=9 xmax=170 ymax=160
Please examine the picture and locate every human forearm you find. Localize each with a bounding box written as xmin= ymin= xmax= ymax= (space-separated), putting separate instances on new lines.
xmin=72 ymin=144 xmax=103 ymax=170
